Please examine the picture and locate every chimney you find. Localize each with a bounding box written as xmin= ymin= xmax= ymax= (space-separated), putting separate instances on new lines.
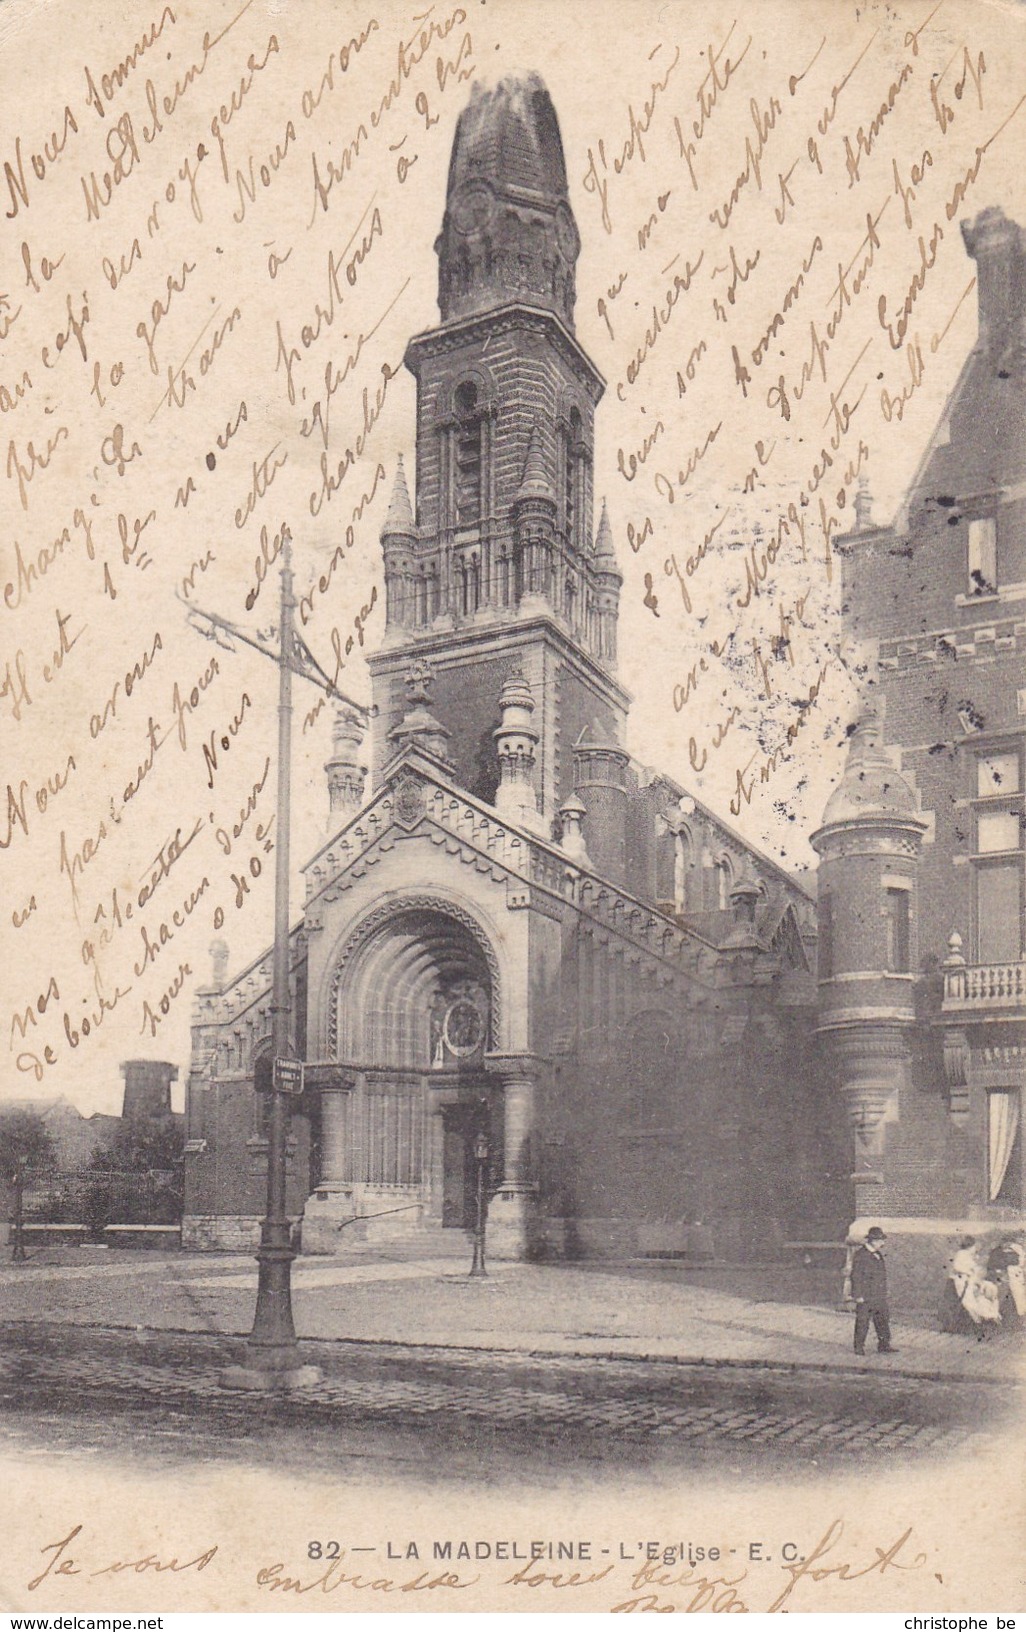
xmin=120 ymin=1059 xmax=178 ymax=1124
xmin=961 ymin=207 xmax=1025 ymax=363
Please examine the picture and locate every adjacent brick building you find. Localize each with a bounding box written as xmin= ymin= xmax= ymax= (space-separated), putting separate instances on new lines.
xmin=818 ymin=205 xmax=1026 ymax=1302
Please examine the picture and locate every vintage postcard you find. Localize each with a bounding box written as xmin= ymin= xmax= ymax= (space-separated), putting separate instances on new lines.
xmin=0 ymin=0 xmax=1024 ymax=1613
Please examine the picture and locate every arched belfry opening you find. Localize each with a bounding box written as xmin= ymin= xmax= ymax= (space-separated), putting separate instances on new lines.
xmin=316 ymin=905 xmax=503 ymax=1232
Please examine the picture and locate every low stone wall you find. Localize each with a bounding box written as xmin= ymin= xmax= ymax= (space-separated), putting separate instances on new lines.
xmin=182 ymin=1214 xmax=265 ymax=1252
xmin=19 ymin=1223 xmax=88 ymax=1246
xmin=104 ymin=1224 xmax=181 ymax=1250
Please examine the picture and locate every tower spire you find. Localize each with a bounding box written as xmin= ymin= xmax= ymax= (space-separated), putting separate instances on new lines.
xmin=436 ymin=73 xmax=580 ymax=329
xmin=381 ymin=455 xmax=417 ymax=631
xmin=594 ymin=497 xmax=616 ymax=562
xmin=592 ymin=498 xmax=622 ymax=664
xmin=384 ymin=454 xmax=415 ymax=535
xmin=517 ymin=426 xmax=554 ymax=502
xmin=369 ymin=70 xmax=631 ymax=812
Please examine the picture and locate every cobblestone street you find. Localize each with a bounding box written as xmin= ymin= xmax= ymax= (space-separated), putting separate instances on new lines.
xmin=0 ymin=1317 xmax=1007 ymax=1474
xmin=0 ymin=1247 xmax=1020 ymax=1476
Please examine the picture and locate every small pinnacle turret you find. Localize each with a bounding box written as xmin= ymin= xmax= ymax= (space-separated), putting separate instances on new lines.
xmin=383 ymin=455 xmax=416 ymax=537
xmin=325 ymin=704 xmax=368 ymax=828
xmin=516 ymin=426 xmax=555 ymax=504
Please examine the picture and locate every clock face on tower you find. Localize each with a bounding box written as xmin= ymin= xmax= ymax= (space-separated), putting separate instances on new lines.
xmin=451 ymin=181 xmax=495 ymax=235
xmin=443 ymin=997 xmax=486 ymax=1057
xmin=554 ymin=201 xmax=580 ymax=259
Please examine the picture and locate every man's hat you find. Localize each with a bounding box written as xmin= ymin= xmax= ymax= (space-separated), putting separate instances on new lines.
xmin=866 ymin=1226 xmax=886 ymax=1242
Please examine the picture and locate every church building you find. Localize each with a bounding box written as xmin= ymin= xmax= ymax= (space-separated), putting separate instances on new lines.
xmin=183 ymin=74 xmax=1025 ymax=1293
xmin=183 ymin=73 xmax=843 ymax=1262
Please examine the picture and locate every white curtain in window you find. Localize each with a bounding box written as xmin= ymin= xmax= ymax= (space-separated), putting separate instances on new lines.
xmin=988 ymin=1090 xmax=1021 ymax=1202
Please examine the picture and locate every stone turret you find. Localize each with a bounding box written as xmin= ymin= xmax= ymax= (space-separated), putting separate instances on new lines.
xmin=961 ymin=206 xmax=1026 ymax=370
xmin=513 ymin=427 xmax=557 ymax=612
xmin=573 ymin=733 xmax=630 ymax=886
xmin=811 ymin=706 xmax=927 ymax=1213
xmin=493 ymin=670 xmax=544 ymax=832
xmin=558 ymin=791 xmax=589 ymax=863
xmin=387 ymin=660 xmax=451 ymax=766
xmin=592 ymin=498 xmax=622 ymax=664
xmin=381 ymin=456 xmax=417 ymax=631
xmin=324 ymin=704 xmax=367 ymax=827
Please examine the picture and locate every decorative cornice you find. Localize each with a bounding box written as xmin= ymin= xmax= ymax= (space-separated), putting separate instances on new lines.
xmin=366 ymin=610 xmax=631 ymax=717
xmin=484 ymin=1051 xmax=547 ymax=1080
xmin=877 ymin=617 xmax=1026 ymax=669
xmin=405 ymin=303 xmax=605 ymax=403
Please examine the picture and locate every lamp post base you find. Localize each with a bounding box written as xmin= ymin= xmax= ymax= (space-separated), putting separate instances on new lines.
xmin=221 ymin=1358 xmax=323 ymax=1392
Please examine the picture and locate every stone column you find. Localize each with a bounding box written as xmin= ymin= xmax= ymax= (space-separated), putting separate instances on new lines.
xmin=319 ymin=1084 xmax=351 ymax=1186
xmin=501 ymin=1074 xmax=534 ymax=1189
xmin=301 ymin=1071 xmax=355 ymax=1255
xmin=485 ymin=1054 xmax=542 ymax=1260
xmin=426 ymin=1098 xmax=448 ymax=1223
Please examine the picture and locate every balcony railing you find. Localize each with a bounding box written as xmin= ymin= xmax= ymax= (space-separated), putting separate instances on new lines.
xmin=942 ymin=960 xmax=1026 ymax=1010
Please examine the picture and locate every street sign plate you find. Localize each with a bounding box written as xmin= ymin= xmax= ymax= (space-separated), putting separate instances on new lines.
xmin=273 ymin=1057 xmax=304 ymax=1095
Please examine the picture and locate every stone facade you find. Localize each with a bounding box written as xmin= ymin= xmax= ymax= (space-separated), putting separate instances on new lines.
xmin=183 ymin=73 xmax=844 ymax=1262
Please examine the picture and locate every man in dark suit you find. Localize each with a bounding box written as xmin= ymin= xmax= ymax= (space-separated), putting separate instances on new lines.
xmin=851 ymin=1226 xmax=898 ymax=1355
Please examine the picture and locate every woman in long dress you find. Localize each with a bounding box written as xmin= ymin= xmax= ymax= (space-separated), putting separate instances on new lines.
xmin=943 ymin=1237 xmax=1002 ymax=1336
xmin=986 ymin=1237 xmax=1026 ymax=1331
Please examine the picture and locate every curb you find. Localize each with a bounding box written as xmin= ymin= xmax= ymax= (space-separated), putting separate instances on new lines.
xmin=1 ymin=1318 xmax=1020 ymax=1389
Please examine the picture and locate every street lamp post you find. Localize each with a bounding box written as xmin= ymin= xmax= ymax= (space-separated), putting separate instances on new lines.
xmin=223 ymin=534 xmax=317 ymax=1390
xmin=469 ymin=1131 xmax=489 ymax=1278
xmin=246 ymin=535 xmax=306 ymax=1375
xmin=184 ymin=526 xmax=368 ymax=1390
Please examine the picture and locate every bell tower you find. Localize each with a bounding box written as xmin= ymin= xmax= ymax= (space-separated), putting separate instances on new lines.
xmin=368 ymin=73 xmax=628 ymax=825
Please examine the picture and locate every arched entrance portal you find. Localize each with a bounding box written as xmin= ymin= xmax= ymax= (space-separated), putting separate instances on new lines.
xmin=312 ymin=906 xmax=503 ymax=1241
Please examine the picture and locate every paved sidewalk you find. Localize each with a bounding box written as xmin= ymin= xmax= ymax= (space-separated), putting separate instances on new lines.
xmin=0 ymin=1246 xmax=1021 ymax=1383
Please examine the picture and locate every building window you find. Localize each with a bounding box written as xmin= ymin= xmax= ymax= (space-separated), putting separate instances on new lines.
xmin=977 ymin=751 xmax=1020 ymax=798
xmin=988 ymin=1089 xmax=1022 ymax=1205
xmin=967 ymin=517 xmax=997 ymax=595
xmin=975 ymin=860 xmax=1024 ymax=963
xmin=673 ymin=826 xmax=692 ymax=914
xmin=972 ymin=747 xmax=1024 ymax=962
xmin=978 ymin=810 xmax=1021 ymax=853
xmin=458 ymin=551 xmax=480 ymax=615
xmin=454 ymin=382 xmax=482 ymax=528
xmin=818 ymin=890 xmax=833 ymax=980
xmin=883 ymin=887 xmax=910 ymax=972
